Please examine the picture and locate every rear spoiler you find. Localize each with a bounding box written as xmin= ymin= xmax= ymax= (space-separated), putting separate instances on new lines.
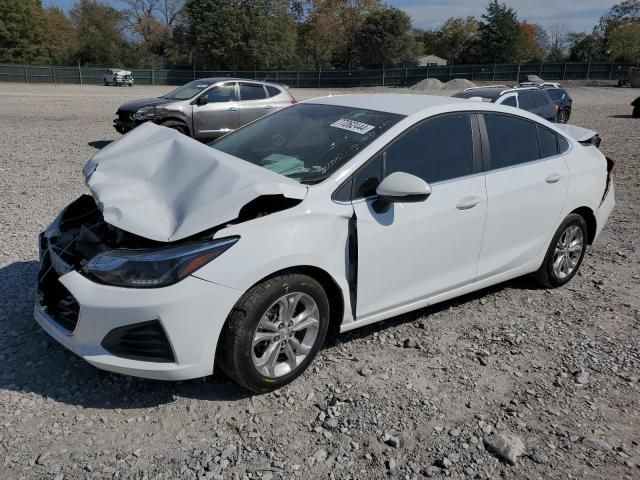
xmin=556 ymin=124 xmax=601 ymax=148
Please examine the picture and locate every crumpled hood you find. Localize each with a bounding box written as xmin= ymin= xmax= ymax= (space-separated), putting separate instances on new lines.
xmin=83 ymin=123 xmax=307 ymax=242
xmin=117 ymin=97 xmax=171 ymax=112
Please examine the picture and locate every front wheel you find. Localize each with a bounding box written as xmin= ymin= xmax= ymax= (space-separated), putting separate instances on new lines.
xmin=159 ymin=120 xmax=188 ymax=135
xmin=558 ymin=109 xmax=570 ymax=123
xmin=218 ymin=274 xmax=330 ymax=393
xmin=534 ymin=214 xmax=588 ymax=288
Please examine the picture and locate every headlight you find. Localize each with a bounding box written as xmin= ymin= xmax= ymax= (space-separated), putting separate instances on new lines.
xmin=83 ymin=236 xmax=239 ymax=288
xmin=132 ymin=105 xmax=155 ymax=120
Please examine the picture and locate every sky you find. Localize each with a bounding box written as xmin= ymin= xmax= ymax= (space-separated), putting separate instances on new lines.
xmin=43 ymin=0 xmax=619 ymax=33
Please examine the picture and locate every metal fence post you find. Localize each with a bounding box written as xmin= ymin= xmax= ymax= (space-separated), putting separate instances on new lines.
xmin=78 ymin=62 xmax=82 ymax=85
xmin=562 ymin=63 xmax=567 ymax=80
xmin=608 ymin=63 xmax=614 ymax=80
xmin=515 ymin=62 xmax=521 ymax=82
xmin=23 ymin=65 xmax=28 ymax=83
xmin=382 ymin=66 xmax=385 ymax=86
xmin=586 ymin=62 xmax=591 ymax=80
xmin=449 ymin=64 xmax=453 ymax=81
xmin=492 ymin=63 xmax=496 ymax=81
xmin=296 ymin=70 xmax=300 ymax=88
xmin=426 ymin=64 xmax=430 ymax=79
xmin=539 ymin=62 xmax=543 ymax=76
xmin=151 ymin=67 xmax=154 ymax=85
xmin=51 ymin=66 xmax=56 ymax=83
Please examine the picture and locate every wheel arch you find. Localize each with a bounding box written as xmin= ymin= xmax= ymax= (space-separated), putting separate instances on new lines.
xmin=571 ymin=206 xmax=597 ymax=244
xmin=214 ymin=265 xmax=345 ymax=363
xmin=156 ymin=117 xmax=191 ymax=136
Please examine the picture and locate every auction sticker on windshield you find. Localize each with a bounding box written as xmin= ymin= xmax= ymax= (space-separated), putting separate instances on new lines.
xmin=330 ymin=118 xmax=375 ymax=134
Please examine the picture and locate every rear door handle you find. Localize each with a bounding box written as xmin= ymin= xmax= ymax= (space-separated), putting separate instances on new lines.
xmin=456 ymin=196 xmax=482 ymax=210
xmin=545 ymin=173 xmax=563 ymax=184
xmin=227 ymin=106 xmax=238 ymax=112
xmin=264 ymin=105 xmax=274 ymax=110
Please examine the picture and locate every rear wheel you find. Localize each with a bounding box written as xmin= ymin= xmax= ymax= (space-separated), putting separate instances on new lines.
xmin=558 ymin=109 xmax=570 ymax=123
xmin=218 ymin=274 xmax=329 ymax=393
xmin=159 ymin=120 xmax=188 ymax=135
xmin=534 ymin=214 xmax=588 ymax=288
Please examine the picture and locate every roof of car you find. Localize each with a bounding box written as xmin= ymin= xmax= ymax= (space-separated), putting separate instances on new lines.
xmin=304 ymin=94 xmax=469 ymax=116
xmin=196 ymin=77 xmax=280 ymax=86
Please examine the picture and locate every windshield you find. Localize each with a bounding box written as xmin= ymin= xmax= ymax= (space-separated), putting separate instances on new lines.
xmin=162 ymin=80 xmax=212 ymax=100
xmin=211 ymin=103 xmax=403 ymax=184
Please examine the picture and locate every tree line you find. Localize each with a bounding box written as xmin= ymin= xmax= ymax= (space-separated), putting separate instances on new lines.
xmin=0 ymin=0 xmax=638 ymax=70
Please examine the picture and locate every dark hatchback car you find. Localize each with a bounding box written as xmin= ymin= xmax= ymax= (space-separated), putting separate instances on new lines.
xmin=542 ymin=86 xmax=573 ymax=123
xmin=452 ymin=86 xmax=557 ymax=122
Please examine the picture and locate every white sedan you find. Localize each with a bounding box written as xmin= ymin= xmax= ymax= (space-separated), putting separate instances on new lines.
xmin=35 ymin=94 xmax=615 ymax=392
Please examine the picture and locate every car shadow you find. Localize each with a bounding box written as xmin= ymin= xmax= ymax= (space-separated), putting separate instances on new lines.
xmin=88 ymin=140 xmax=113 ymax=150
xmin=327 ymin=276 xmax=537 ymax=346
xmin=0 ymin=260 xmax=250 ymax=409
xmin=608 ymin=114 xmax=636 ymax=119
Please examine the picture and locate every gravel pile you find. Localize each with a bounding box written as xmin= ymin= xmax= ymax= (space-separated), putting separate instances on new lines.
xmin=410 ymin=78 xmax=444 ymax=91
xmin=443 ymin=78 xmax=477 ymax=90
xmin=1 ymin=83 xmax=639 ymax=479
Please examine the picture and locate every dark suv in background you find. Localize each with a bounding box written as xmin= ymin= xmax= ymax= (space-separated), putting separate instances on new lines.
xmin=114 ymin=78 xmax=297 ymax=141
xmin=452 ymin=86 xmax=558 ymax=122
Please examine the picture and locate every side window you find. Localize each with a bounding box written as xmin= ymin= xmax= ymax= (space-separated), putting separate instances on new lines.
xmin=239 ymin=83 xmax=267 ymax=101
xmin=558 ymin=135 xmax=570 ymax=154
xmin=538 ymin=126 xmax=558 ymax=158
xmin=518 ymin=91 xmax=537 ymax=111
xmin=206 ymin=84 xmax=237 ymax=103
xmin=352 ymin=155 xmax=383 ymax=199
xmin=266 ymin=86 xmax=281 ymax=98
xmin=484 ymin=114 xmax=539 ymax=169
xmin=501 ymin=95 xmax=517 ymax=107
xmin=385 ymin=113 xmax=474 ymax=184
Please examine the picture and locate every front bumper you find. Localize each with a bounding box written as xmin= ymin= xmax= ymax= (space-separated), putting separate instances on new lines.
xmin=34 ymin=270 xmax=242 ymax=381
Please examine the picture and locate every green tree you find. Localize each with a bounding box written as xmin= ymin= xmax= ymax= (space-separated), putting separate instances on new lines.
xmin=354 ymin=7 xmax=417 ymax=68
xmin=514 ymin=21 xmax=546 ymax=62
xmin=608 ymin=22 xmax=640 ymax=61
xmin=427 ymin=16 xmax=479 ymax=65
xmin=43 ymin=7 xmax=79 ymax=64
xmin=567 ymin=32 xmax=606 ymax=61
xmin=71 ymin=0 xmax=130 ymax=66
xmin=475 ymin=0 xmax=521 ymax=63
xmin=0 ymin=0 xmax=49 ymax=63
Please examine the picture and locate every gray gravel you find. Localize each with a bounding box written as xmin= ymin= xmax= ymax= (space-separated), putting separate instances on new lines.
xmin=0 ymin=82 xmax=639 ymax=480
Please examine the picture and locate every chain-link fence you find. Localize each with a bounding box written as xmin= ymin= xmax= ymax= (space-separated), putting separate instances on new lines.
xmin=1 ymin=62 xmax=637 ymax=87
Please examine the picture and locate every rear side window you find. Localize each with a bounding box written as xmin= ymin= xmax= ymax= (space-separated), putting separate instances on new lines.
xmin=517 ymin=92 xmax=537 ymax=111
xmin=538 ymin=126 xmax=558 ymax=158
xmin=501 ymin=96 xmax=517 ymax=107
xmin=266 ymin=86 xmax=281 ymax=98
xmin=484 ymin=114 xmax=539 ymax=169
xmin=239 ymin=83 xmax=267 ymax=101
xmin=385 ymin=113 xmax=474 ymax=184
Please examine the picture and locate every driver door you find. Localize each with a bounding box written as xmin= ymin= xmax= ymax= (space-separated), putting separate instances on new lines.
xmin=192 ymin=82 xmax=239 ymax=141
xmin=352 ymin=113 xmax=487 ymax=319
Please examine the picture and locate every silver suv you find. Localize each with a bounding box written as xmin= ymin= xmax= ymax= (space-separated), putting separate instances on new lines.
xmin=114 ymin=78 xmax=297 ymax=141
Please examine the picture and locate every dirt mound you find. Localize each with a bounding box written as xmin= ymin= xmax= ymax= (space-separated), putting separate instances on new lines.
xmin=442 ymin=78 xmax=476 ymax=90
xmin=410 ymin=78 xmax=444 ymax=91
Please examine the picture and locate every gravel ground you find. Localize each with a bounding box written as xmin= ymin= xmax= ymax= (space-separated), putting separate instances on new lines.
xmin=0 ymin=83 xmax=639 ymax=480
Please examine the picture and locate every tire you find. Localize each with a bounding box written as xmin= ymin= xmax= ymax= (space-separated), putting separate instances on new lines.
xmin=159 ymin=120 xmax=188 ymax=135
xmin=533 ymin=214 xmax=588 ymax=288
xmin=218 ymin=273 xmax=330 ymax=393
xmin=558 ymin=109 xmax=570 ymax=124
xmin=633 ymin=106 xmax=640 ymax=118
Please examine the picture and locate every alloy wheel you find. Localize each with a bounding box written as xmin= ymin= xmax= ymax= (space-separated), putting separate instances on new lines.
xmin=251 ymin=292 xmax=320 ymax=378
xmin=552 ymin=225 xmax=584 ymax=279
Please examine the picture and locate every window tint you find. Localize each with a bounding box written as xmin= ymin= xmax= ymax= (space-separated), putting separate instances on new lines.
xmin=546 ymin=89 xmax=564 ymax=102
xmin=517 ymin=91 xmax=537 ymax=111
xmin=538 ymin=126 xmax=558 ymax=158
xmin=558 ymin=135 xmax=570 ymax=154
xmin=239 ymin=83 xmax=267 ymax=101
xmin=484 ymin=114 xmax=539 ymax=169
xmin=353 ymin=155 xmax=383 ymax=199
xmin=266 ymin=86 xmax=281 ymax=98
xmin=384 ymin=113 xmax=474 ymax=183
xmin=206 ymin=84 xmax=236 ymax=103
xmin=501 ymin=96 xmax=517 ymax=107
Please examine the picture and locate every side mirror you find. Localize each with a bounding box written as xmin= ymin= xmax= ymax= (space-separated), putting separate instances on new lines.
xmin=196 ymin=95 xmax=208 ymax=106
xmin=376 ymin=172 xmax=431 ymax=203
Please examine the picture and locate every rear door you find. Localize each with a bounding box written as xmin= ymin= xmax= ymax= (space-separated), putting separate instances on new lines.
xmin=476 ymin=113 xmax=570 ymax=280
xmin=192 ymin=82 xmax=239 ymax=141
xmin=237 ymin=82 xmax=273 ymax=126
xmin=353 ymin=112 xmax=487 ymax=318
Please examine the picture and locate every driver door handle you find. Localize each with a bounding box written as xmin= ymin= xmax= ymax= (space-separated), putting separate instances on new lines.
xmin=456 ymin=196 xmax=482 ymax=210
xmin=227 ymin=106 xmax=238 ymax=111
xmin=264 ymin=104 xmax=274 ymax=110
xmin=545 ymin=173 xmax=563 ymax=184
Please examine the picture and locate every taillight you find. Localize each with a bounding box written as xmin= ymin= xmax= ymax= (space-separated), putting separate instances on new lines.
xmin=554 ymin=104 xmax=560 ymax=111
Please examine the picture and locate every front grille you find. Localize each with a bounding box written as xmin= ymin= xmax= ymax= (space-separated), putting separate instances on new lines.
xmin=101 ymin=320 xmax=175 ymax=363
xmin=37 ymin=251 xmax=80 ymax=332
